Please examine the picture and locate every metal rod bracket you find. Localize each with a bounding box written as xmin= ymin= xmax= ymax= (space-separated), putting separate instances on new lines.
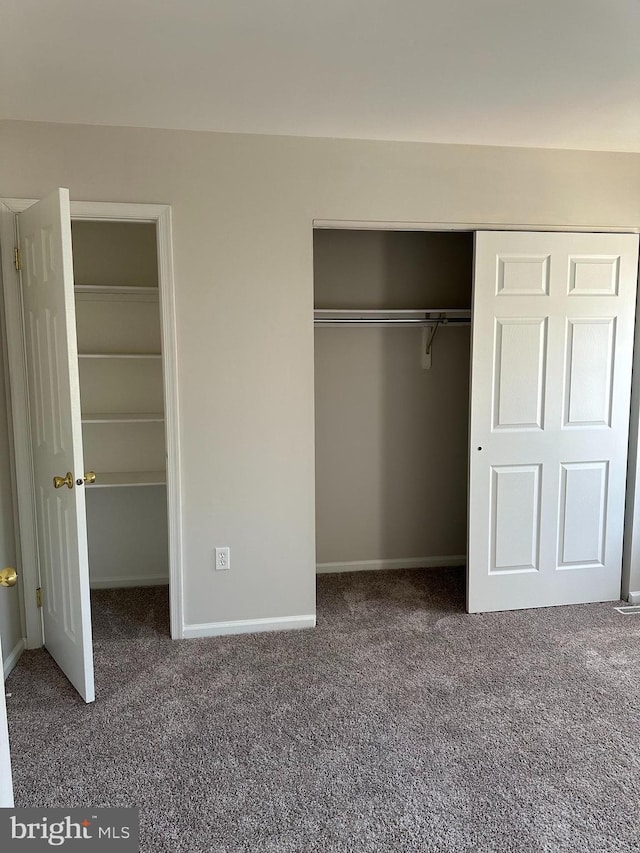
xmin=421 ymin=316 xmax=446 ymax=369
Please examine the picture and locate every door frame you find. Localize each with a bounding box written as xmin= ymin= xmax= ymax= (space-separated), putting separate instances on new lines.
xmin=312 ymin=217 xmax=640 ymax=605
xmin=0 ymin=634 xmax=13 ymax=806
xmin=0 ymin=198 xmax=185 ymax=643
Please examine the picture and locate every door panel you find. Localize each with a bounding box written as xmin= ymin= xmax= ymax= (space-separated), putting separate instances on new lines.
xmin=568 ymin=255 xmax=620 ymax=295
xmin=497 ymin=254 xmax=550 ymax=295
xmin=493 ymin=318 xmax=547 ymax=429
xmin=491 ymin=464 xmax=541 ymax=573
xmin=558 ymin=462 xmax=608 ymax=567
xmin=468 ymin=231 xmax=639 ymax=613
xmin=18 ymin=189 xmax=94 ymax=702
xmin=564 ymin=318 xmax=615 ymax=426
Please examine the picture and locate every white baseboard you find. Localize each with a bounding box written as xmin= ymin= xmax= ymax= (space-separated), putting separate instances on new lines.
xmin=3 ymin=638 xmax=25 ymax=679
xmin=628 ymin=591 xmax=640 ymax=606
xmin=182 ymin=614 xmax=316 ymax=639
xmin=316 ymin=555 xmax=466 ymax=574
xmin=90 ymin=575 xmax=169 ymax=589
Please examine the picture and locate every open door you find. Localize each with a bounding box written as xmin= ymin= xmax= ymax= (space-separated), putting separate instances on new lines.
xmin=468 ymin=231 xmax=639 ymax=613
xmin=17 ymin=189 xmax=94 ymax=702
xmin=0 ymin=632 xmax=13 ymax=807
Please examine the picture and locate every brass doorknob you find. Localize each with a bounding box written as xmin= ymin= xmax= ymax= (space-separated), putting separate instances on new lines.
xmin=84 ymin=471 xmax=96 ymax=484
xmin=53 ymin=472 xmax=74 ymax=489
xmin=0 ymin=567 xmax=17 ymax=588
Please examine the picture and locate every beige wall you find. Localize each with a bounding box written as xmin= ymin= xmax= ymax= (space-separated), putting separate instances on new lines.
xmin=314 ymin=230 xmax=471 ymax=566
xmin=1 ymin=120 xmax=639 ymax=628
xmin=0 ymin=295 xmax=23 ymax=673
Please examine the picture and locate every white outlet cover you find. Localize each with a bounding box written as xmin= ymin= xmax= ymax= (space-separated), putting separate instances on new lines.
xmin=215 ymin=547 xmax=230 ymax=570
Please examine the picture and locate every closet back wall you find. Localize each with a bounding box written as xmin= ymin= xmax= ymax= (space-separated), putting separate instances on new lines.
xmin=314 ymin=230 xmax=472 ymax=570
xmin=71 ymin=221 xmax=158 ymax=287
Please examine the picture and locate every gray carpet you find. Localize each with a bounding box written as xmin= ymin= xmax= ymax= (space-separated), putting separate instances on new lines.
xmin=5 ymin=568 xmax=640 ymax=853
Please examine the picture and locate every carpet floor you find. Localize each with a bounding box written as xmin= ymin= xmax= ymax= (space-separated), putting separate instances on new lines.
xmin=5 ymin=568 xmax=640 ymax=852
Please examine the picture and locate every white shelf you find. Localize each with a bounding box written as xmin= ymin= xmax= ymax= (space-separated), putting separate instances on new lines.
xmin=75 ymin=284 xmax=158 ymax=293
xmin=78 ymin=352 xmax=162 ymax=359
xmin=86 ymin=471 xmax=166 ymax=488
xmin=75 ymin=284 xmax=159 ymax=303
xmin=81 ymin=412 xmax=164 ymax=424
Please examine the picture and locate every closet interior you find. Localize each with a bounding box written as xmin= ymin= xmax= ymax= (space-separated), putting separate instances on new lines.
xmin=313 ymin=229 xmax=473 ymax=575
xmin=71 ymin=221 xmax=169 ymax=591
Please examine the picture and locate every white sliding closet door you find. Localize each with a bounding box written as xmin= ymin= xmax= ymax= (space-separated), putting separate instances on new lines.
xmin=468 ymin=231 xmax=639 ymax=613
xmin=17 ymin=189 xmax=95 ymax=702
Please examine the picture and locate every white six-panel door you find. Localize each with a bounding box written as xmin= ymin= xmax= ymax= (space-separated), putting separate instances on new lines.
xmin=468 ymin=231 xmax=639 ymax=613
xmin=17 ymin=189 xmax=95 ymax=702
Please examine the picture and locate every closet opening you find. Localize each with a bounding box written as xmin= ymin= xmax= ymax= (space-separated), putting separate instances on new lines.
xmin=71 ymin=220 xmax=171 ymax=638
xmin=313 ymin=228 xmax=473 ymax=611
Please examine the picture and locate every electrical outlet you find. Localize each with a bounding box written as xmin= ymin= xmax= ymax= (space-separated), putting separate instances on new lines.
xmin=215 ymin=547 xmax=230 ymax=571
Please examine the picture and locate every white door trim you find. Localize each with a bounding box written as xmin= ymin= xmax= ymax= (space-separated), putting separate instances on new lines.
xmin=0 ymin=197 xmax=185 ymax=641
xmin=0 ymin=201 xmax=42 ymax=647
xmin=0 ymin=634 xmax=14 ymax=807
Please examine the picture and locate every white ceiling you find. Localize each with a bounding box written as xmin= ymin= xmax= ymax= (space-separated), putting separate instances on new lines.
xmin=1 ymin=0 xmax=639 ymax=152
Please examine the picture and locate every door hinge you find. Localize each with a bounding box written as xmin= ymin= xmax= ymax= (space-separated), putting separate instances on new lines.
xmin=36 ymin=587 xmax=42 ymax=608
xmin=14 ymin=247 xmax=21 ymax=271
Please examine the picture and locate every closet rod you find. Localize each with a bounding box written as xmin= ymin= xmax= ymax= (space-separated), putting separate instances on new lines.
xmin=314 ymin=318 xmax=470 ymax=327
